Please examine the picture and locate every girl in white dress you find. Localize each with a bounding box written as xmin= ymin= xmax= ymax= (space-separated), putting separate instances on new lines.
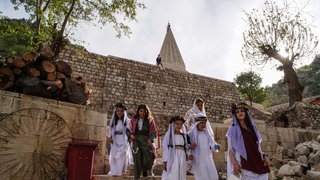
xmin=187 ymin=113 xmax=220 ymax=180
xmin=162 ymin=115 xmax=188 ymax=180
xmin=107 ymin=103 xmax=130 ymax=176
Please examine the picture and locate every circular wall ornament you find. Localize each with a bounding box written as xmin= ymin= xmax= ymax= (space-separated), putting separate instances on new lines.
xmin=0 ymin=108 xmax=72 ymax=179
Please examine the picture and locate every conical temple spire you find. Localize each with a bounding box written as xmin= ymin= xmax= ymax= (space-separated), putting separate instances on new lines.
xmin=158 ymin=23 xmax=186 ymax=72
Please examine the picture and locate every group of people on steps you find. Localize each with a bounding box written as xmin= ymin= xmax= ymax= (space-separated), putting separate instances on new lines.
xmin=107 ymin=98 xmax=270 ymax=180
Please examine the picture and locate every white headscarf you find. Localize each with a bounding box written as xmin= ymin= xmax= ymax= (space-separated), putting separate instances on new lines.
xmin=187 ymin=113 xmax=217 ymax=164
xmin=109 ymin=106 xmax=129 ymax=141
xmin=162 ymin=118 xmax=187 ymax=172
xmin=192 ymin=98 xmax=206 ymax=114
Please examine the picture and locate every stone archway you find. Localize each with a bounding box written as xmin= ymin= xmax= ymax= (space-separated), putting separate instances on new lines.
xmin=0 ymin=108 xmax=73 ymax=179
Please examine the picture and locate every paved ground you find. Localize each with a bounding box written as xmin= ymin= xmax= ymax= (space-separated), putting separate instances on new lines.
xmin=92 ymin=175 xmax=195 ymax=180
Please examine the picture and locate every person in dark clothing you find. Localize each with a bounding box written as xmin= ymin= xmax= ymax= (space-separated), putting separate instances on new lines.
xmin=127 ymin=104 xmax=157 ymax=180
xmin=156 ymin=54 xmax=163 ymax=67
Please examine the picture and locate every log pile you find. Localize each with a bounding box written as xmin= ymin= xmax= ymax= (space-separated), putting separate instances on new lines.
xmin=0 ymin=49 xmax=91 ymax=105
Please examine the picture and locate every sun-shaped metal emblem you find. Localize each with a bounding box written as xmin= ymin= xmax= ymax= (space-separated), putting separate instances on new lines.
xmin=0 ymin=108 xmax=72 ymax=179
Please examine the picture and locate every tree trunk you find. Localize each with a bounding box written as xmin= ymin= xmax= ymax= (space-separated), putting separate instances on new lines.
xmin=282 ymin=63 xmax=303 ymax=106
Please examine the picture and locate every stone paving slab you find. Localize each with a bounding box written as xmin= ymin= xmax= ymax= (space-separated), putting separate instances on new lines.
xmin=92 ymin=175 xmax=195 ymax=180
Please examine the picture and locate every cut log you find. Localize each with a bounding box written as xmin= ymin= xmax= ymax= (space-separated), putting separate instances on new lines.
xmin=63 ymin=78 xmax=88 ymax=104
xmin=40 ymin=80 xmax=63 ymax=89
xmin=56 ymin=72 xmax=66 ymax=80
xmin=13 ymin=68 xmax=22 ymax=76
xmin=13 ymin=58 xmax=26 ymax=68
xmin=0 ymin=68 xmax=15 ymax=90
xmin=7 ymin=57 xmax=14 ymax=64
xmin=37 ymin=43 xmax=54 ymax=60
xmin=40 ymin=60 xmax=56 ymax=73
xmin=47 ymin=72 xmax=56 ymax=81
xmin=54 ymin=61 xmax=72 ymax=76
xmin=72 ymin=76 xmax=86 ymax=90
xmin=26 ymin=67 xmax=41 ymax=77
xmin=21 ymin=83 xmax=53 ymax=99
xmin=16 ymin=75 xmax=40 ymax=87
xmin=23 ymin=51 xmax=40 ymax=62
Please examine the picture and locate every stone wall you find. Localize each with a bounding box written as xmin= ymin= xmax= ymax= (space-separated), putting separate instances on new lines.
xmin=57 ymin=48 xmax=242 ymax=133
xmin=0 ymin=90 xmax=108 ymax=179
xmin=270 ymin=102 xmax=320 ymax=129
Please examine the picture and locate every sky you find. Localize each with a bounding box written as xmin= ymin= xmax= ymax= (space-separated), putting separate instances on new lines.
xmin=1 ymin=0 xmax=320 ymax=86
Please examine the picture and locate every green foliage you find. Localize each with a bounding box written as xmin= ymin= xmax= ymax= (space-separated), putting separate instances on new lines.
xmin=264 ymin=80 xmax=288 ymax=106
xmin=9 ymin=0 xmax=146 ymax=45
xmin=298 ymin=55 xmax=320 ymax=97
xmin=0 ymin=17 xmax=34 ymax=57
xmin=234 ymin=71 xmax=267 ymax=105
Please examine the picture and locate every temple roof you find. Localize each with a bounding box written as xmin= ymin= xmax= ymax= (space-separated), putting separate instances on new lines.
xmin=158 ymin=23 xmax=186 ymax=72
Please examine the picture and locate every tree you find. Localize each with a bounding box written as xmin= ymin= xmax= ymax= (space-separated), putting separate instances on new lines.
xmin=0 ymin=17 xmax=35 ymax=58
xmin=8 ymin=0 xmax=146 ymax=58
xmin=241 ymin=0 xmax=318 ymax=106
xmin=234 ymin=71 xmax=267 ymax=106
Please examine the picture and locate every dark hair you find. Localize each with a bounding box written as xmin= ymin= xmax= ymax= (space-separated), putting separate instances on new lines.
xmin=170 ymin=115 xmax=185 ymax=124
xmin=134 ymin=104 xmax=153 ymax=120
xmin=115 ymin=102 xmax=127 ymax=110
xmin=112 ymin=103 xmax=127 ymax=127
xmin=195 ymin=98 xmax=204 ymax=104
xmin=233 ymin=110 xmax=256 ymax=138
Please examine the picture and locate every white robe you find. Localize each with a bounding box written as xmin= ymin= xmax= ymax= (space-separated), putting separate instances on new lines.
xmin=161 ymin=134 xmax=187 ymax=180
xmin=108 ymin=120 xmax=130 ymax=176
xmin=192 ymin=131 xmax=218 ymax=180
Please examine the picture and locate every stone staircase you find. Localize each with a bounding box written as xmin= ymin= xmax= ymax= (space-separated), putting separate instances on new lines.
xmin=92 ymin=175 xmax=195 ymax=180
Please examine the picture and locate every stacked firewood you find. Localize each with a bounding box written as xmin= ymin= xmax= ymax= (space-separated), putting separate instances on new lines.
xmin=0 ymin=48 xmax=91 ymax=105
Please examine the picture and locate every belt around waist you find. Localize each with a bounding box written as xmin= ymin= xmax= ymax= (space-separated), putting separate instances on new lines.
xmin=175 ymin=145 xmax=185 ymax=150
xmin=115 ymin=131 xmax=123 ymax=135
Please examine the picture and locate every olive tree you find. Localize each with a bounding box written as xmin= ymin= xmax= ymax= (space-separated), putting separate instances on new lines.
xmin=241 ymin=0 xmax=318 ymax=106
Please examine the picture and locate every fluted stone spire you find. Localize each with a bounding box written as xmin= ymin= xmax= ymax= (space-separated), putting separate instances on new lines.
xmin=158 ymin=23 xmax=186 ymax=72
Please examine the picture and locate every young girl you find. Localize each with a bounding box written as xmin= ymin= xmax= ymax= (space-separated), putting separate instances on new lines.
xmin=162 ymin=115 xmax=188 ymax=180
xmin=127 ymin=104 xmax=157 ymax=180
xmin=226 ymin=102 xmax=270 ymax=179
xmin=107 ymin=103 xmax=130 ymax=176
xmin=188 ymin=113 xmax=219 ymax=180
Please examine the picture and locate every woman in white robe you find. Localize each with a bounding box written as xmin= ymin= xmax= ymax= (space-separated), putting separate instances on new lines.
xmin=187 ymin=113 xmax=219 ymax=180
xmin=107 ymin=103 xmax=130 ymax=176
xmin=162 ymin=116 xmax=188 ymax=180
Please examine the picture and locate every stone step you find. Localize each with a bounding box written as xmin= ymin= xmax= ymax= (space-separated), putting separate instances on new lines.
xmin=92 ymin=175 xmax=195 ymax=180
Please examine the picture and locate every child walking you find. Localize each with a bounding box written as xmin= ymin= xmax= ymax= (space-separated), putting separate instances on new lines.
xmin=107 ymin=103 xmax=130 ymax=176
xmin=161 ymin=115 xmax=188 ymax=180
xmin=127 ymin=104 xmax=157 ymax=180
xmin=187 ymin=113 xmax=220 ymax=180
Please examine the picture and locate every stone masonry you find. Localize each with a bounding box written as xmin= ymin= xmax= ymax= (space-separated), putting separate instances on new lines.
xmin=57 ymin=47 xmax=242 ymax=129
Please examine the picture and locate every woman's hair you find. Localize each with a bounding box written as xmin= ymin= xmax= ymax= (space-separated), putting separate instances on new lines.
xmin=134 ymin=104 xmax=153 ymax=120
xmin=232 ymin=102 xmax=256 ymax=137
xmin=113 ymin=103 xmax=127 ymax=127
xmin=195 ymin=98 xmax=204 ymax=105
